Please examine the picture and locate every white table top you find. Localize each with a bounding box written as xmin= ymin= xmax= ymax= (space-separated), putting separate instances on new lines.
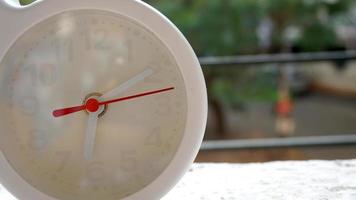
xmin=1 ymin=160 xmax=356 ymax=200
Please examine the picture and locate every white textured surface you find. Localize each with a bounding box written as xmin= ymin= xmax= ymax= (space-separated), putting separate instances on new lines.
xmin=1 ymin=160 xmax=356 ymax=200
xmin=164 ymin=160 xmax=356 ymax=200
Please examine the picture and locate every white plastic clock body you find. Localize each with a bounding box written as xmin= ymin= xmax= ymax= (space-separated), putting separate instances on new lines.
xmin=0 ymin=0 xmax=207 ymax=200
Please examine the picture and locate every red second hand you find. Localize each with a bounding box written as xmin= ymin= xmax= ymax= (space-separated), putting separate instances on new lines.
xmin=52 ymin=87 xmax=175 ymax=118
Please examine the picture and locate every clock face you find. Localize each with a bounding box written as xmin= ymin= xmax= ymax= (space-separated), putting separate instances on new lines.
xmin=0 ymin=10 xmax=187 ymax=200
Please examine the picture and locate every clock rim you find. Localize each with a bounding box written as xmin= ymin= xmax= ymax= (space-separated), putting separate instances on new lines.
xmin=0 ymin=0 xmax=207 ymax=200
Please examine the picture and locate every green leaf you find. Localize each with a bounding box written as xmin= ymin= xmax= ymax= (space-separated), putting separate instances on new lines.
xmin=19 ymin=0 xmax=35 ymax=6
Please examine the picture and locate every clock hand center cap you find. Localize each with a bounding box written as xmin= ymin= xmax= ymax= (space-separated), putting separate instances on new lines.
xmin=83 ymin=93 xmax=108 ymax=117
xmin=85 ymin=98 xmax=100 ymax=113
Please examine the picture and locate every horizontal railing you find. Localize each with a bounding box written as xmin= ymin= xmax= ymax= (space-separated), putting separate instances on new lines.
xmin=201 ymin=134 xmax=356 ymax=150
xmin=199 ymin=51 xmax=356 ymax=66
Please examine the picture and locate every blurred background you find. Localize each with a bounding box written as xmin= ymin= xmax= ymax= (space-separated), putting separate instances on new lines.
xmin=22 ymin=0 xmax=356 ymax=163
xmin=145 ymin=0 xmax=356 ymax=163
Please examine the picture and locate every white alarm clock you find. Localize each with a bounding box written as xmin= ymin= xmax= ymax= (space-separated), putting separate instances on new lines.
xmin=0 ymin=0 xmax=207 ymax=199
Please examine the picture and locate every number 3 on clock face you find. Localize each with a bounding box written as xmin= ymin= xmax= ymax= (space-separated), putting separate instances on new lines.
xmin=0 ymin=1 xmax=207 ymax=200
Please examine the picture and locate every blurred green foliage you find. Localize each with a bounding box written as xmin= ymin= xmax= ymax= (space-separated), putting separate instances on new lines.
xmin=146 ymin=0 xmax=261 ymax=56
xmin=147 ymin=0 xmax=354 ymax=55
xmin=210 ymin=68 xmax=278 ymax=104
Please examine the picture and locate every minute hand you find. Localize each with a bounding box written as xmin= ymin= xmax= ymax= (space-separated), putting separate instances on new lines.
xmin=100 ymin=68 xmax=153 ymax=101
